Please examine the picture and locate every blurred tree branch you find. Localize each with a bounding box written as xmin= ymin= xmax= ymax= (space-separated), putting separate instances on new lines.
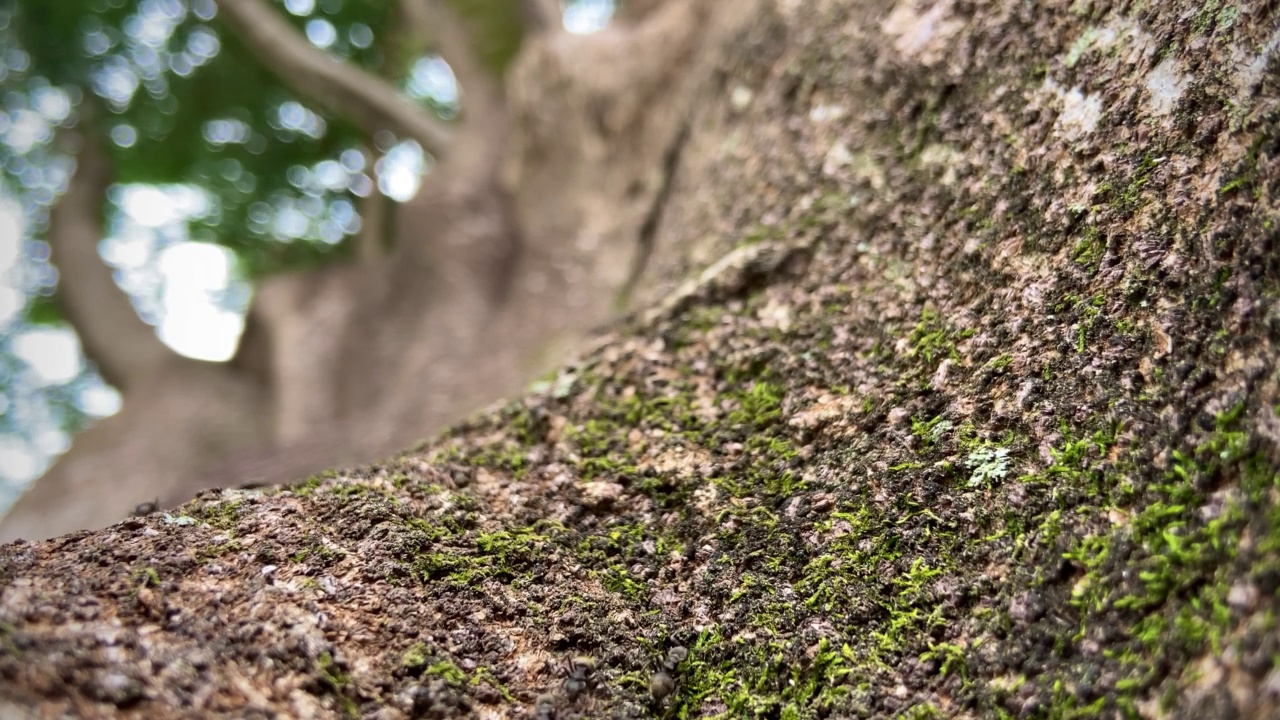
xmin=613 ymin=0 xmax=671 ymax=23
xmin=521 ymin=0 xmax=562 ymax=33
xmin=401 ymin=0 xmax=503 ymax=119
xmin=214 ymin=0 xmax=454 ymax=157
xmin=47 ymin=129 xmax=174 ymax=392
xmin=355 ymin=147 xmax=392 ymax=262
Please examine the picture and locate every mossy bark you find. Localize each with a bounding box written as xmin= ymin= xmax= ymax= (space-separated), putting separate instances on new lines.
xmin=2 ymin=0 xmax=1279 ymax=718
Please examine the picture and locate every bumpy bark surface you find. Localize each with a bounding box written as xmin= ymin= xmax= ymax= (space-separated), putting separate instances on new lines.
xmin=2 ymin=0 xmax=1279 ymax=717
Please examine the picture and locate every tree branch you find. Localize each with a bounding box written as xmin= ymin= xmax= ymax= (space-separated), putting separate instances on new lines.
xmin=612 ymin=0 xmax=670 ymax=23
xmin=399 ymin=0 xmax=504 ymax=118
xmin=47 ymin=131 xmax=173 ymax=391
xmin=214 ymin=0 xmax=453 ymax=157
xmin=356 ymin=148 xmax=392 ymax=262
xmin=521 ymin=0 xmax=562 ymax=33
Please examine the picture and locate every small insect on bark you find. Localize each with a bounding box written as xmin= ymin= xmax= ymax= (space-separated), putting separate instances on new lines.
xmin=533 ymin=694 xmax=557 ymax=720
xmin=562 ymin=655 xmax=595 ymax=699
xmin=649 ymin=670 xmax=675 ymax=700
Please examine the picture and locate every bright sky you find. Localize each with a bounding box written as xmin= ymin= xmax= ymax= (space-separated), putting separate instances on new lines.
xmin=0 ymin=198 xmax=88 ymax=494
xmin=564 ymin=0 xmax=615 ymax=34
xmin=0 ymin=200 xmax=24 ymax=327
xmin=155 ymin=242 xmax=243 ymax=361
xmin=12 ymin=328 xmax=81 ymax=384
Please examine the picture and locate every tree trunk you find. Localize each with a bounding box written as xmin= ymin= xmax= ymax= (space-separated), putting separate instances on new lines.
xmin=2 ymin=0 xmax=1279 ymax=718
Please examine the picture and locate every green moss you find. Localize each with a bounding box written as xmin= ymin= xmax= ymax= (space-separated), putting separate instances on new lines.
xmin=413 ymin=524 xmax=556 ymax=589
xmin=666 ymin=626 xmax=868 ymax=718
xmin=1052 ymin=293 xmax=1106 ymax=354
xmin=741 ymin=223 xmax=783 ymax=246
xmin=1191 ymin=0 xmax=1240 ymax=37
xmin=452 ymin=437 xmax=531 ymax=476
xmin=400 ymin=642 xmax=430 ymax=672
xmin=291 ymin=538 xmax=347 ymax=567
xmin=1218 ymin=124 xmax=1269 ymax=196
xmin=1191 ymin=0 xmax=1223 ymax=34
xmin=0 ymin=621 xmax=17 ymax=657
xmin=902 ymin=702 xmax=944 ymax=719
xmin=1070 ymin=229 xmax=1105 ymax=275
xmin=132 ymin=566 xmax=160 ymax=588
xmin=293 ymin=470 xmax=339 ymax=497
xmin=195 ymin=539 xmax=243 ymax=562
xmin=597 ymin=564 xmax=647 ymax=600
xmin=424 ymin=659 xmax=468 ymax=685
xmin=578 ymin=523 xmax=684 ymax=565
xmin=399 ymin=642 xmax=515 ymax=702
xmin=316 ymin=651 xmax=358 ymax=718
xmin=906 ymin=309 xmax=963 ymax=367
xmin=126 ymin=566 xmax=162 ymax=600
xmin=911 ymin=415 xmax=954 ymax=449
xmin=400 ymin=516 xmax=452 ymax=543
xmin=920 ymin=640 xmax=971 ymax=684
xmin=326 ymin=482 xmax=377 ymax=503
xmin=1003 ymin=403 xmax=1279 ymax=716
xmin=1065 ymin=27 xmax=1100 ymax=67
xmin=1099 ymin=152 xmax=1162 ymax=216
xmin=189 ymin=500 xmax=242 ymax=531
xmin=363 ymin=88 xmax=1272 ymax=716
xmin=895 ymin=308 xmax=979 ymax=387
xmin=727 ymin=381 xmax=784 ymax=429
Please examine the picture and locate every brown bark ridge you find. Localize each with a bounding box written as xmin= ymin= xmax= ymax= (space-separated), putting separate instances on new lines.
xmin=3 ymin=0 xmax=1280 ymax=718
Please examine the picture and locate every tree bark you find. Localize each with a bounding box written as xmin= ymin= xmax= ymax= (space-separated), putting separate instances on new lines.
xmin=45 ymin=129 xmax=171 ymax=392
xmin=2 ymin=1 xmax=1279 ymax=717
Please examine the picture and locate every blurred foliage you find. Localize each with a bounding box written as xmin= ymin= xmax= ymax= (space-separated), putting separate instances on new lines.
xmin=3 ymin=0 xmax=528 ymax=281
xmin=0 ymin=0 xmax=530 ymax=505
xmin=448 ymin=0 xmax=525 ymax=75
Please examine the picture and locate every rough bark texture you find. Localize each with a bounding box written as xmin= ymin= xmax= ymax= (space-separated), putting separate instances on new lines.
xmin=3 ymin=0 xmax=1280 ymax=718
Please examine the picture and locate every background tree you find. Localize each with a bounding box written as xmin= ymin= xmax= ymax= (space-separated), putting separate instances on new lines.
xmin=0 ymin=0 xmax=713 ymax=540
